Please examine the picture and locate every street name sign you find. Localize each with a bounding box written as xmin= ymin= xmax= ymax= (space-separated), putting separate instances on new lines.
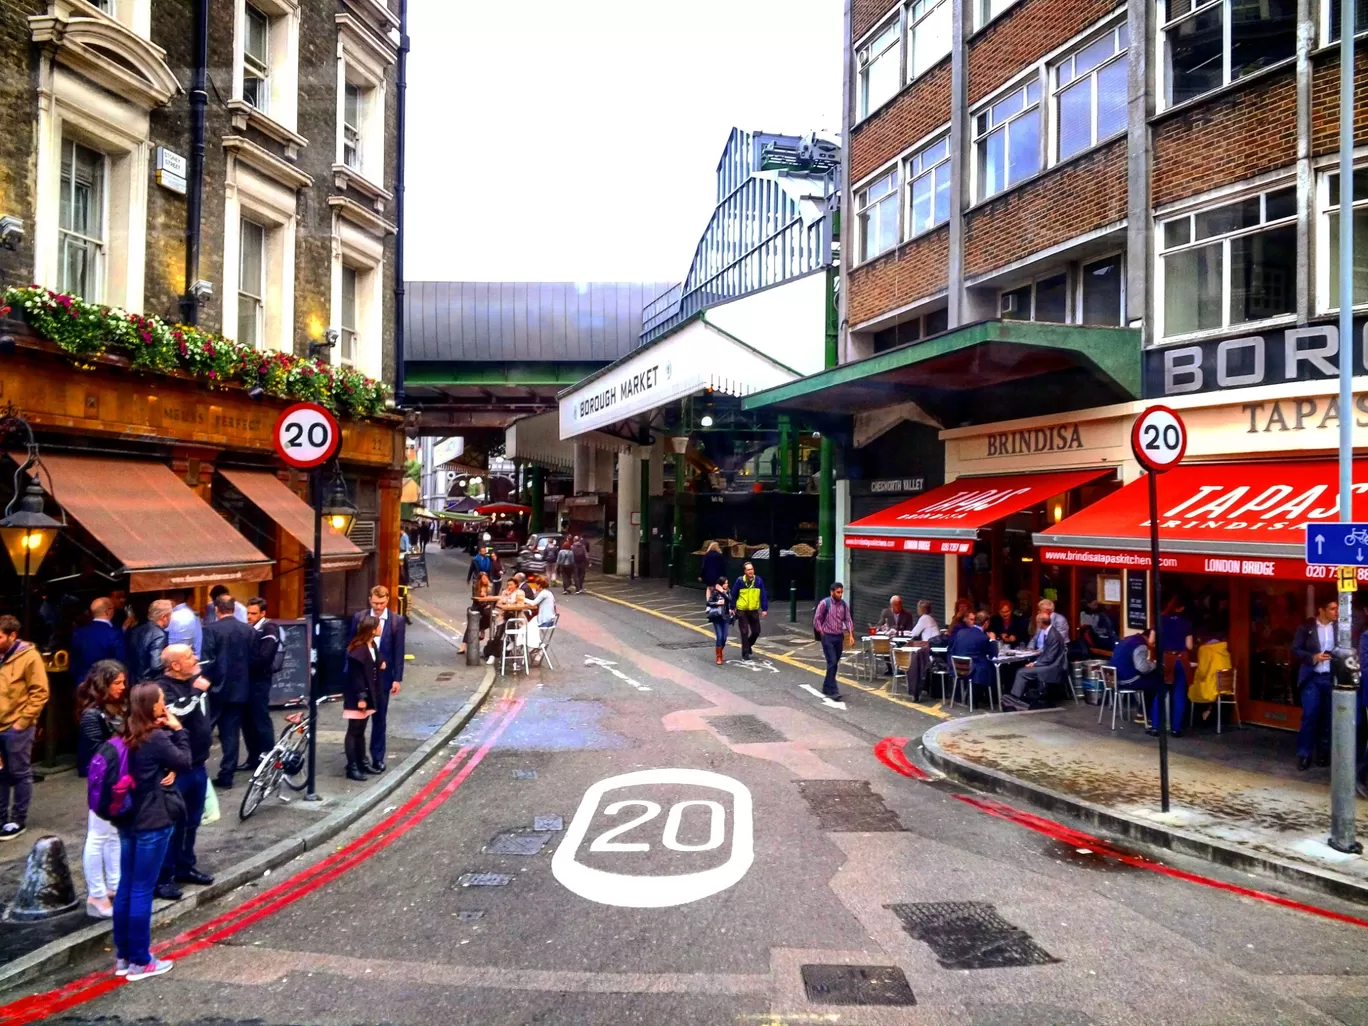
xmin=1306 ymin=523 xmax=1368 ymax=566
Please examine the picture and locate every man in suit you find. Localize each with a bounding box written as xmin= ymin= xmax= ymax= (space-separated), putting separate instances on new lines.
xmin=245 ymin=596 xmax=282 ymax=772
xmin=1011 ymin=613 xmax=1068 ymax=700
xmin=949 ymin=611 xmax=998 ymax=705
xmin=1292 ymin=597 xmax=1338 ymax=771
xmin=70 ymin=597 xmax=126 ymax=686
xmin=203 ymin=584 xmax=247 ymax=625
xmin=126 ymin=599 xmax=172 ymax=682
xmin=201 ymin=593 xmax=257 ymax=789
xmin=349 ymin=585 xmax=404 ymax=772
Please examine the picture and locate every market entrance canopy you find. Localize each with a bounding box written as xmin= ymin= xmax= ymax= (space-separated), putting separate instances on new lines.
xmin=1035 ymin=459 xmax=1368 ymax=580
xmin=845 ymin=468 xmax=1113 ymax=553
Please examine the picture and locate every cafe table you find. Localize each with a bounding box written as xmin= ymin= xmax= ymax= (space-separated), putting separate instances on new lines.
xmin=992 ymin=648 xmax=1039 ymax=708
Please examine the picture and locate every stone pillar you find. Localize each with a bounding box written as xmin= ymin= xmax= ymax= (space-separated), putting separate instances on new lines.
xmin=615 ymin=451 xmax=639 ymax=576
xmin=573 ymin=443 xmax=591 ymax=494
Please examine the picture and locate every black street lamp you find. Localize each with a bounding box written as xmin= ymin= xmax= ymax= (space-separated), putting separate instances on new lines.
xmin=323 ymin=466 xmax=357 ymax=538
xmin=0 ymin=410 xmax=65 ymax=633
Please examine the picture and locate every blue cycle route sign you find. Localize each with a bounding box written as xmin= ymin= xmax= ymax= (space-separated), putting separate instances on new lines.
xmin=1306 ymin=524 xmax=1368 ymax=566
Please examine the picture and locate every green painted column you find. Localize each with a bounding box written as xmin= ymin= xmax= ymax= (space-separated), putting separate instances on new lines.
xmin=778 ymin=415 xmax=792 ymax=492
xmin=815 ymin=265 xmax=839 ymax=597
xmin=529 ymin=465 xmax=544 ymax=533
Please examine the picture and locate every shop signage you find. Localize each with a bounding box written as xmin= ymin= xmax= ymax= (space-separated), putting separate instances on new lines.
xmin=1145 ymin=317 xmax=1368 ymax=398
xmin=984 ymin=424 xmax=1084 ymax=457
xmin=844 ymin=535 xmax=972 ymax=554
xmin=1040 ymin=545 xmax=1368 ymax=584
xmin=850 ymin=477 xmax=927 ymax=496
xmin=1127 ymin=572 xmax=1148 ymax=630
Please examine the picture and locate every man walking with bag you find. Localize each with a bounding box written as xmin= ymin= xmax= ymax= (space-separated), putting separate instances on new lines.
xmin=732 ymin=562 xmax=769 ymax=661
xmin=349 ymin=586 xmax=404 ymax=772
xmin=813 ymin=583 xmax=854 ymax=701
xmin=0 ymin=615 xmax=49 ymax=841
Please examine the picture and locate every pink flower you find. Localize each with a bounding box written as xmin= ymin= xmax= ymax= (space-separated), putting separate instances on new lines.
xmin=208 ymin=370 xmax=217 ymax=379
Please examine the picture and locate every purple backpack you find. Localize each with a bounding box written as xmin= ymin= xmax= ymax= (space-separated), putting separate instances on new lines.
xmin=87 ymin=736 xmax=134 ymax=823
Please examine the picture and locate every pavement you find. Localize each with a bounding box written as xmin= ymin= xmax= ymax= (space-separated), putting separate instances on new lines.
xmin=0 ymin=604 xmax=485 ymax=966
xmin=9 ymin=550 xmax=1368 ymax=1025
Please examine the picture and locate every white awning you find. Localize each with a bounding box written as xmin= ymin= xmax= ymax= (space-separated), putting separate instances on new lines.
xmin=558 ymin=317 xmax=800 ymax=441
xmin=506 ymin=412 xmax=632 ymax=469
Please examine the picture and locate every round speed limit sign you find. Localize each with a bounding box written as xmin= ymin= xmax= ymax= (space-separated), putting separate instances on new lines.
xmin=273 ymin=402 xmax=341 ymax=469
xmin=1131 ymin=405 xmax=1187 ymax=473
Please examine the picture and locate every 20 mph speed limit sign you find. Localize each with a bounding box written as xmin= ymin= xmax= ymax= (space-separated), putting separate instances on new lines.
xmin=1131 ymin=405 xmax=1187 ymax=473
xmin=274 ymin=402 xmax=341 ymax=469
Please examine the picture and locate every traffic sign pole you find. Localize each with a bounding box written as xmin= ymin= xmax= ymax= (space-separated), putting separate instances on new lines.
xmin=1148 ymin=468 xmax=1169 ymax=813
xmin=305 ymin=464 xmax=323 ymax=802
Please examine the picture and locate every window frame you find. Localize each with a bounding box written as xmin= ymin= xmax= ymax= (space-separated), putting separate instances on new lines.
xmin=972 ymin=75 xmax=1044 ymax=202
xmin=1315 ymin=162 xmax=1368 ymax=314
xmin=1159 ymin=0 xmax=1297 ymax=111
xmin=1051 ymin=23 xmax=1128 ymax=165
xmin=907 ymin=0 xmax=951 ymax=82
xmin=972 ymin=0 xmax=1019 ymax=31
xmin=905 ymin=135 xmax=952 ymax=238
xmin=998 ymin=269 xmax=1072 ymax=323
xmin=237 ymin=217 xmax=267 ymax=350
xmin=1076 ymin=251 xmax=1127 ymax=326
xmin=340 ymin=264 xmax=359 ymax=365
xmin=1156 ymin=183 xmax=1300 ymax=339
xmin=342 ymin=81 xmax=363 ymax=171
xmin=242 ymin=3 xmax=271 ymax=113
xmin=855 ymin=164 xmax=903 ymax=263
xmin=857 ymin=15 xmax=903 ymax=120
xmin=1321 ymin=0 xmax=1368 ymax=45
xmin=57 ymin=138 xmax=108 ymax=303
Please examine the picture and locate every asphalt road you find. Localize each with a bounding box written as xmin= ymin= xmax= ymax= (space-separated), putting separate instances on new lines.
xmin=11 ymin=552 xmax=1368 ymax=1026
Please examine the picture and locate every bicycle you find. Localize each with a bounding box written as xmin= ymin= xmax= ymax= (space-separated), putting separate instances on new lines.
xmin=238 ymin=694 xmax=340 ymax=821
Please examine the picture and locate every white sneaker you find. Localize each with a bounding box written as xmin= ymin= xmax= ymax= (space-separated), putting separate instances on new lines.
xmin=114 ymin=959 xmax=130 ymax=977
xmin=0 ymin=822 xmax=25 ymax=842
xmin=486 ymin=655 xmax=495 ymax=665
xmin=126 ymin=958 xmax=173 ymax=981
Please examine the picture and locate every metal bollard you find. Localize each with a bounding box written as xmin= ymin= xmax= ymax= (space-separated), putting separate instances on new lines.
xmin=630 ymin=555 xmax=636 ymax=580
xmin=465 ymin=607 xmax=482 ymax=667
xmin=667 ymin=561 xmax=674 ymax=589
xmin=789 ymin=583 xmax=797 ymax=623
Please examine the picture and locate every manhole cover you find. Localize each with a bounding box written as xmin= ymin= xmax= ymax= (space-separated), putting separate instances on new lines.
xmin=485 ymin=830 xmax=553 ymax=856
xmin=800 ymin=964 xmax=916 ymax=1006
xmin=796 ymin=780 xmax=904 ymax=832
xmin=435 ymin=672 xmax=455 ymax=682
xmin=512 ymin=769 xmax=537 ymax=780
xmin=456 ymin=910 xmax=485 ymax=920
xmin=887 ymin=902 xmax=1060 ymax=970
xmin=658 ymin=640 xmax=716 ymax=650
xmin=457 ymin=873 xmax=513 ymax=887
xmin=710 ymin=715 xmax=786 ymax=744
xmin=534 ymin=815 xmax=564 ymax=831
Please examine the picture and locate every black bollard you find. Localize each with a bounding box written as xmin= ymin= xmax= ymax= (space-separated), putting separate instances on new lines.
xmin=466 ymin=607 xmax=482 ymax=667
xmin=5 ymin=835 xmax=80 ymax=921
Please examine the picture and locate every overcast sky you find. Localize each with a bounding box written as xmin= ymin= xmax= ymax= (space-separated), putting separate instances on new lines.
xmin=404 ymin=0 xmax=843 ymax=285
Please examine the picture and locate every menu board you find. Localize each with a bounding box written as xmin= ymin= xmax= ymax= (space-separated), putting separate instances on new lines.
xmin=267 ymin=619 xmax=309 ymax=707
xmin=1127 ymin=572 xmax=1149 ymax=631
xmin=406 ymin=553 xmax=429 ymax=588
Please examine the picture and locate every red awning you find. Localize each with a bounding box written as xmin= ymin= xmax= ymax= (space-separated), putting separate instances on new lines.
xmin=1035 ymin=459 xmax=1367 ymax=582
xmin=476 ymin=503 xmax=531 ymax=515
xmin=844 ymin=468 xmax=1114 ymax=554
xmin=219 ymin=470 xmax=366 ymax=572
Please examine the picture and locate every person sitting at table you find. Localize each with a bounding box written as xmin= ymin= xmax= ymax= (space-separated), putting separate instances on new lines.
xmin=1010 ymin=613 xmax=1068 ymax=703
xmin=1109 ymin=626 xmax=1179 ymax=737
xmin=877 ymin=595 xmax=916 ymax=634
xmin=1189 ymin=629 xmax=1232 ymax=721
xmin=907 ymin=600 xmax=940 ymax=642
xmin=483 ymin=579 xmax=530 ymax=663
xmin=948 ymin=611 xmax=998 ymax=704
xmin=948 ymin=608 xmax=975 ymax=641
xmin=989 ymin=600 xmax=1027 ymax=645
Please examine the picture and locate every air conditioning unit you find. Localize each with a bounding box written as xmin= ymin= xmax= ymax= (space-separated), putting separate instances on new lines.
xmin=1000 ymin=293 xmax=1020 ymax=314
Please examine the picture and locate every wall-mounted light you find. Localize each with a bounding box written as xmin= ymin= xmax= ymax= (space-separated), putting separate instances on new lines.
xmin=700 ymin=415 xmax=714 ymax=428
xmin=0 ymin=216 xmax=24 ymax=251
xmin=308 ymin=329 xmax=338 ymax=361
xmin=1053 ymin=503 xmax=1064 ymax=523
xmin=322 ymin=464 xmax=357 ymax=537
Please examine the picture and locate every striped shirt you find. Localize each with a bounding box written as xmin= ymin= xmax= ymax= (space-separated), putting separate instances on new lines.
xmin=813 ymin=597 xmax=853 ymax=636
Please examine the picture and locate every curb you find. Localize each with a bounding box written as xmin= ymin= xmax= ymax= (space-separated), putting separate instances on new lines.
xmin=0 ymin=664 xmax=498 ymax=991
xmin=921 ymin=715 xmax=1368 ymax=907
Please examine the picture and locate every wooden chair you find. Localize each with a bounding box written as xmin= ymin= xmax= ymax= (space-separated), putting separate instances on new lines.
xmin=867 ymin=636 xmax=892 ymax=682
xmin=891 ymin=646 xmax=913 ymax=694
xmin=1214 ymin=667 xmax=1240 ymax=733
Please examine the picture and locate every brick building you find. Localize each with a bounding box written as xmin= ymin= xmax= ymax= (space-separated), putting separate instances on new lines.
xmin=0 ymin=0 xmax=405 ymax=657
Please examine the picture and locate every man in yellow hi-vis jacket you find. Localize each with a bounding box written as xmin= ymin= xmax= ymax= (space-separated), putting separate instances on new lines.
xmin=731 ymin=562 xmax=769 ymax=661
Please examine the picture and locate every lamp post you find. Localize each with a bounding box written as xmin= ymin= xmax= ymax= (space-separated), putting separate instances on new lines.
xmin=0 ymin=412 xmax=65 ymax=634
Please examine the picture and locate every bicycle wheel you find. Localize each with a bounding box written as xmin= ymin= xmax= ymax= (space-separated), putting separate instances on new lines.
xmin=239 ymin=761 xmax=280 ymax=821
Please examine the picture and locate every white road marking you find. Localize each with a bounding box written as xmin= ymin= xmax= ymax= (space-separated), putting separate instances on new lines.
xmin=553 ymin=769 xmax=755 ymax=908
xmin=584 ymin=655 xmax=652 ymax=691
xmin=799 ymin=683 xmax=847 ymax=709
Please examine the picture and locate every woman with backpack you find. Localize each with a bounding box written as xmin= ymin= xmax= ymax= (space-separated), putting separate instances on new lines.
xmin=557 ymin=537 xmax=576 ymax=594
xmin=76 ymin=659 xmax=128 ymax=919
xmin=114 ymin=681 xmax=191 ymax=981
xmin=705 ymin=577 xmax=732 ymax=665
xmin=343 ymin=616 xmax=382 ymax=781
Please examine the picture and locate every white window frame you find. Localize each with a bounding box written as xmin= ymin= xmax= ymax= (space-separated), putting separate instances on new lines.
xmin=342 ymin=82 xmax=362 ymax=171
xmin=336 ymin=17 xmax=393 ymax=187
xmin=1315 ymin=160 xmax=1368 ymax=314
xmin=1321 ymin=0 xmax=1368 ymax=45
xmin=339 ymin=263 xmax=358 ymax=365
xmin=233 ymin=0 xmax=300 ymax=133
xmin=905 ymin=134 xmax=952 ymax=238
xmin=57 ymin=138 xmax=108 ymax=303
xmin=332 ymin=211 xmax=384 ymax=377
xmin=1076 ymin=251 xmax=1127 ymax=326
xmin=242 ymin=4 xmax=271 ymax=113
xmin=1155 ymin=182 xmax=1299 ymax=340
xmin=998 ymin=269 xmax=1072 ymax=322
xmin=1159 ymin=0 xmax=1296 ymax=112
xmin=855 ymin=165 xmax=902 ymax=263
xmin=857 ymin=16 xmax=902 ymax=120
xmin=237 ymin=217 xmax=266 ymax=350
xmin=1050 ymin=23 xmax=1128 ymax=165
xmin=973 ymin=0 xmax=1019 ymax=32
xmin=972 ymin=75 xmax=1044 ymax=202
xmin=907 ymin=0 xmax=951 ymax=82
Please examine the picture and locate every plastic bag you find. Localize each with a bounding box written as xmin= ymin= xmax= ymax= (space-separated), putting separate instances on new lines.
xmin=202 ymin=779 xmax=221 ymax=824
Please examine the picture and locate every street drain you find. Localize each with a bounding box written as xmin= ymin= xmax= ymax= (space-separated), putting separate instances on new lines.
xmin=800 ymin=964 xmax=916 ymax=1006
xmin=512 ymin=769 xmax=537 ymax=780
xmin=485 ymin=830 xmax=553 ymax=856
xmin=657 ymin=640 xmax=717 ymax=650
xmin=534 ymin=814 xmax=564 ymax=831
xmin=887 ymin=901 xmax=1061 ymax=970
xmin=457 ymin=873 xmax=513 ymax=887
xmin=456 ymin=910 xmax=485 ymax=920
xmin=435 ymin=672 xmax=455 ymax=682
xmin=796 ymin=780 xmax=905 ymax=832
xmin=710 ymin=715 xmax=786 ymax=744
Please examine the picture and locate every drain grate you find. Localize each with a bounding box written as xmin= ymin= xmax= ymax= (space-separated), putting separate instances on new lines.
xmin=485 ymin=830 xmax=553 ymax=856
xmin=457 ymin=872 xmax=513 ymax=887
xmin=534 ymin=814 xmax=564 ymax=831
xmin=800 ymin=964 xmax=916 ymax=1006
xmin=796 ymin=780 xmax=905 ymax=832
xmin=710 ymin=715 xmax=786 ymax=744
xmin=887 ymin=901 xmax=1060 ymax=970
xmin=512 ymin=769 xmax=537 ymax=780
xmin=455 ymin=910 xmax=485 ymax=921
xmin=658 ymin=640 xmax=717 ymax=650
xmin=435 ymin=672 xmax=455 ymax=682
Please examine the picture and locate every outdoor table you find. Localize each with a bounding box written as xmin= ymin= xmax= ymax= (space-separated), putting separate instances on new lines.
xmin=992 ymin=648 xmax=1039 ymax=707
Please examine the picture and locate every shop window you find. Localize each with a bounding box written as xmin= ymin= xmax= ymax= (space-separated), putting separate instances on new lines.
xmin=871 ymin=307 xmax=948 ymax=353
xmin=58 ymin=139 xmax=106 ymax=302
xmin=1318 ymin=167 xmax=1368 ymax=313
xmin=1080 ymin=254 xmax=1123 ymax=325
xmin=238 ymin=217 xmax=266 ymax=349
xmin=1162 ymin=0 xmax=1296 ymax=109
xmin=1160 ymin=186 xmax=1297 ymax=337
xmin=1053 ymin=24 xmax=1127 ymax=162
xmin=908 ymin=0 xmax=950 ymax=80
xmin=1326 ymin=0 xmax=1368 ymax=40
xmin=858 ymin=18 xmax=901 ymax=119
xmin=999 ymin=272 xmax=1068 ymax=322
xmin=857 ymin=167 xmax=901 ymax=262
xmin=906 ymin=136 xmax=951 ymax=236
xmin=974 ymin=80 xmax=1041 ymax=201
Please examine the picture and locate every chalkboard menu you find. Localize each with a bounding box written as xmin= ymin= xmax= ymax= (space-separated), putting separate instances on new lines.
xmin=266 ymin=616 xmax=351 ymax=707
xmin=1127 ymin=572 xmax=1149 ymax=631
xmin=406 ymin=553 xmax=429 ymax=588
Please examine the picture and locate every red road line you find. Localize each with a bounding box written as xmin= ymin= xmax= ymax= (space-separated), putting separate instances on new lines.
xmin=0 ymin=696 xmax=525 ymax=1026
xmin=874 ymin=737 xmax=930 ymax=780
xmin=954 ymin=793 xmax=1368 ymax=930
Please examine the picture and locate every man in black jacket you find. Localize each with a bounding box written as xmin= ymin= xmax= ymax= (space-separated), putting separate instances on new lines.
xmin=348 ymin=586 xmax=404 ymax=772
xmin=154 ymin=644 xmax=214 ymax=899
xmin=245 ymin=597 xmax=281 ymax=771
xmin=126 ymin=600 xmax=172 ymax=683
xmin=202 ymin=594 xmax=257 ymax=789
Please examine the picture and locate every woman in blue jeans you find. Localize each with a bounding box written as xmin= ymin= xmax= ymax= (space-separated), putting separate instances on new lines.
xmin=705 ymin=577 xmax=731 ymax=665
xmin=114 ymin=682 xmax=191 ymax=981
